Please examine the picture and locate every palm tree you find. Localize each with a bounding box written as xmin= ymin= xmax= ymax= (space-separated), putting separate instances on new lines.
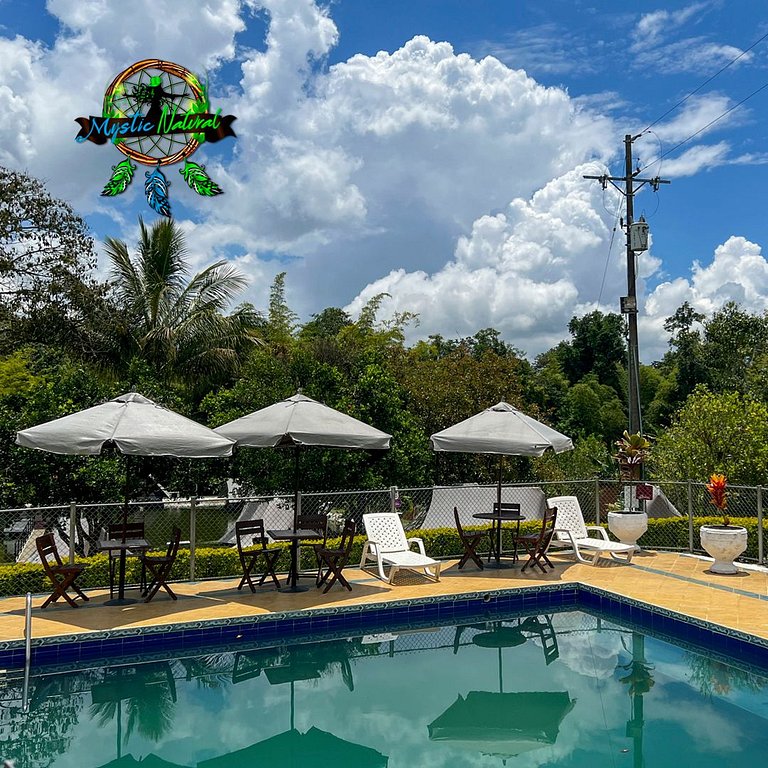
xmin=103 ymin=218 xmax=261 ymax=391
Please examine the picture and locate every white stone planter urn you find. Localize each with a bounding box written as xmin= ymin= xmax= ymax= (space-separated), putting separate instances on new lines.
xmin=607 ymin=511 xmax=648 ymax=550
xmin=700 ymin=525 xmax=748 ymax=574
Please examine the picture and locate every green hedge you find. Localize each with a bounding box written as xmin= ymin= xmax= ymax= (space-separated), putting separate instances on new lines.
xmin=4 ymin=517 xmax=765 ymax=597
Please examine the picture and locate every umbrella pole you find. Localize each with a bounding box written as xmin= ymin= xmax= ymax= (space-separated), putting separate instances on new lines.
xmin=105 ymin=454 xmax=137 ymax=606
xmin=496 ymin=456 xmax=503 ymax=512
xmin=293 ymin=448 xmax=300 ymax=531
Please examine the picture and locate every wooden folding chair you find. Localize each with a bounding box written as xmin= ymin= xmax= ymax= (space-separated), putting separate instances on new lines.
xmin=454 ymin=507 xmax=489 ymax=570
xmin=316 ymin=518 xmax=356 ymax=593
xmin=516 ymin=506 xmax=558 ymax=573
xmin=36 ymin=534 xmax=89 ymax=609
xmin=235 ymin=520 xmax=281 ymax=591
xmin=107 ymin=521 xmax=147 ymax=599
xmin=140 ymin=527 xmax=181 ymax=602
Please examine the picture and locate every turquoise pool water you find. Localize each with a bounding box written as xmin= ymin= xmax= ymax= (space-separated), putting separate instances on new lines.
xmin=3 ymin=609 xmax=768 ymax=767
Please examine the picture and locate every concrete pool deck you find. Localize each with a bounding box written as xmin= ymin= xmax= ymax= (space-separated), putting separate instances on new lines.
xmin=0 ymin=550 xmax=766 ymax=644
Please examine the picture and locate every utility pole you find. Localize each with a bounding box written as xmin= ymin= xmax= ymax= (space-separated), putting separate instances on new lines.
xmin=585 ymin=134 xmax=669 ymax=435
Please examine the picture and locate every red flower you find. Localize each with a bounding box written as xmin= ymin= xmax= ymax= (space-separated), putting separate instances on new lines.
xmin=706 ymin=473 xmax=727 ymax=511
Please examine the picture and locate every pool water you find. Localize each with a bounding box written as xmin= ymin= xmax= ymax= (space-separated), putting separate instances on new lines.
xmin=3 ymin=610 xmax=768 ymax=767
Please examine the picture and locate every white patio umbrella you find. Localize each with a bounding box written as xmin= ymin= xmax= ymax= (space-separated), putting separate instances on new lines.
xmin=214 ymin=392 xmax=391 ymax=527
xmin=16 ymin=392 xmax=234 ymax=603
xmin=430 ymin=401 xmax=573 ymax=511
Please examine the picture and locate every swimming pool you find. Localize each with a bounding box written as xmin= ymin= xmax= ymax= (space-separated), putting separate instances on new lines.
xmin=2 ymin=604 xmax=767 ymax=767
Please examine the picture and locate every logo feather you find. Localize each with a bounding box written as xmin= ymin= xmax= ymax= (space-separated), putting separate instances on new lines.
xmin=180 ymin=160 xmax=223 ymax=196
xmin=101 ymin=159 xmax=136 ymax=196
xmin=144 ymin=166 xmax=171 ymax=217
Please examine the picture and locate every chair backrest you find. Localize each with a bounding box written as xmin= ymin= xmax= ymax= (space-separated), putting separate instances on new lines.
xmin=165 ymin=527 xmax=182 ymax=561
xmin=236 ymin=519 xmax=268 ymax=553
xmin=362 ymin=513 xmax=408 ymax=553
xmin=108 ymin=521 xmax=145 ymax=541
xmin=337 ymin=518 xmax=356 ymax=556
xmin=297 ymin=514 xmax=328 ymax=544
xmin=493 ymin=502 xmax=521 ymax=516
xmin=453 ymin=507 xmax=466 ymax=538
xmin=546 ymin=496 xmax=588 ymax=540
xmin=536 ymin=506 xmax=557 ymax=547
xmin=36 ymin=533 xmax=62 ymax=574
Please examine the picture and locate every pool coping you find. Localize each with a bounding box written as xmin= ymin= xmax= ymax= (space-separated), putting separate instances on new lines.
xmin=3 ymin=580 xmax=767 ymax=674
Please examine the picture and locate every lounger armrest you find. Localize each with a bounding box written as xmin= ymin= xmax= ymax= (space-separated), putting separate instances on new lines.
xmin=406 ymin=537 xmax=427 ymax=556
xmin=366 ymin=538 xmax=381 ymax=555
xmin=552 ymin=528 xmax=577 ymax=547
xmin=585 ymin=526 xmax=610 ymax=541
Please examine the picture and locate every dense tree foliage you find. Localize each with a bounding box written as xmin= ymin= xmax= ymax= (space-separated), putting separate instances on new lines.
xmin=652 ymin=387 xmax=768 ymax=485
xmin=5 ymin=169 xmax=768 ymax=504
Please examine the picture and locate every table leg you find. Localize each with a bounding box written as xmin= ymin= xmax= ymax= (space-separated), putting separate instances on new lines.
xmin=104 ymin=549 xmax=138 ymax=606
xmin=279 ymin=540 xmax=309 ymax=593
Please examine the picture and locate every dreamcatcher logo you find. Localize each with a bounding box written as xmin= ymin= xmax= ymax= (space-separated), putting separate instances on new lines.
xmin=74 ymin=59 xmax=236 ymax=217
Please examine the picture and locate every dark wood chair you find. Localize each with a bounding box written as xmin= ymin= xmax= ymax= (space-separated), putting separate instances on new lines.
xmin=235 ymin=519 xmax=281 ymax=591
xmin=316 ymin=518 xmax=356 ymax=593
xmin=454 ymin=507 xmax=488 ymax=570
xmin=515 ymin=506 xmax=557 ymax=573
xmin=488 ymin=502 xmax=522 ymax=562
xmin=140 ymin=527 xmax=181 ymax=602
xmin=295 ymin=513 xmax=328 ymax=584
xmin=36 ymin=534 xmax=89 ymax=609
xmin=106 ymin=521 xmax=147 ymax=599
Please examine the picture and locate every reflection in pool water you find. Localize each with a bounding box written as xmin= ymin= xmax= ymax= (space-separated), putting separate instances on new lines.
xmin=1 ymin=611 xmax=767 ymax=767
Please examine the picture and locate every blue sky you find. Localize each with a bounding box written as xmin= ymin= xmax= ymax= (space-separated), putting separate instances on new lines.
xmin=1 ymin=0 xmax=767 ymax=361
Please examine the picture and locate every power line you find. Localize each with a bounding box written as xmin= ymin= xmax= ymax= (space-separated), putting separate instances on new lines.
xmin=638 ymin=78 xmax=768 ymax=174
xmin=596 ymin=192 xmax=624 ymax=309
xmin=641 ymin=29 xmax=768 ymax=134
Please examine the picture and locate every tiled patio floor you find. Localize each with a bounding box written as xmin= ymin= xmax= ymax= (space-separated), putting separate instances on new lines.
xmin=1 ymin=550 xmax=766 ymax=643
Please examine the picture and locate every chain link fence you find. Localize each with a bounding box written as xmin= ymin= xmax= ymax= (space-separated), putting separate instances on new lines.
xmin=0 ymin=479 xmax=764 ymax=597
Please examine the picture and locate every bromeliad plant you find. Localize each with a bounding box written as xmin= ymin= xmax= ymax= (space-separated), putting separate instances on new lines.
xmin=706 ymin=473 xmax=729 ymax=526
xmin=614 ymin=431 xmax=652 ymax=480
xmin=613 ymin=431 xmax=652 ymax=512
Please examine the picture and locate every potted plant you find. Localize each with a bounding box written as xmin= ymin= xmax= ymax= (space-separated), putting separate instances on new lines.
xmin=699 ymin=473 xmax=747 ymax=574
xmin=607 ymin=431 xmax=651 ymax=550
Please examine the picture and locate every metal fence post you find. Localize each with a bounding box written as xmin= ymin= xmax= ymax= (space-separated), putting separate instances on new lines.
xmin=69 ymin=501 xmax=77 ymax=564
xmin=687 ymin=479 xmax=694 ymax=553
xmin=594 ymin=479 xmax=601 ymax=526
xmin=189 ymin=497 xmax=197 ymax=582
xmin=390 ymin=486 xmax=398 ymax=514
xmin=758 ymin=486 xmax=764 ymax=565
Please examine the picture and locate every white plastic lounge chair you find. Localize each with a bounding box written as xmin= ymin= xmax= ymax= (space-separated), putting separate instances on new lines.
xmin=360 ymin=513 xmax=441 ymax=583
xmin=545 ymin=496 xmax=635 ymax=565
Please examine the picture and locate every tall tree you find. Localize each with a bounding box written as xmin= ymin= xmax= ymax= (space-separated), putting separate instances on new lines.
xmin=662 ymin=301 xmax=707 ymax=406
xmin=103 ymin=218 xmax=262 ymax=393
xmin=558 ymin=311 xmax=627 ymax=394
xmin=701 ymin=301 xmax=768 ymax=394
xmin=0 ymin=166 xmax=103 ymax=354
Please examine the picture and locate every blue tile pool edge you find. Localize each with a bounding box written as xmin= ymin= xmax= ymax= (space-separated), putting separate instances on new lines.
xmin=2 ymin=582 xmax=766 ymax=673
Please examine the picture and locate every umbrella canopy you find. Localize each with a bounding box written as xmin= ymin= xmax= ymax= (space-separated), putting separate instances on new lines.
xmin=428 ymin=691 xmax=574 ymax=758
xmin=430 ymin=402 xmax=572 ymax=457
xmin=97 ymin=754 xmax=188 ymax=768
xmin=214 ymin=393 xmax=391 ymax=450
xmin=16 ymin=392 xmax=234 ymax=457
xmin=215 ymin=393 xmax=391 ymax=531
xmin=430 ymin=402 xmax=572 ymax=514
xmin=198 ymin=726 xmax=388 ymax=768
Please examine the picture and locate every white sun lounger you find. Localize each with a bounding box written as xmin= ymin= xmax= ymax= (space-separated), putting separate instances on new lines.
xmin=546 ymin=495 xmax=635 ymax=565
xmin=360 ymin=513 xmax=441 ymax=583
